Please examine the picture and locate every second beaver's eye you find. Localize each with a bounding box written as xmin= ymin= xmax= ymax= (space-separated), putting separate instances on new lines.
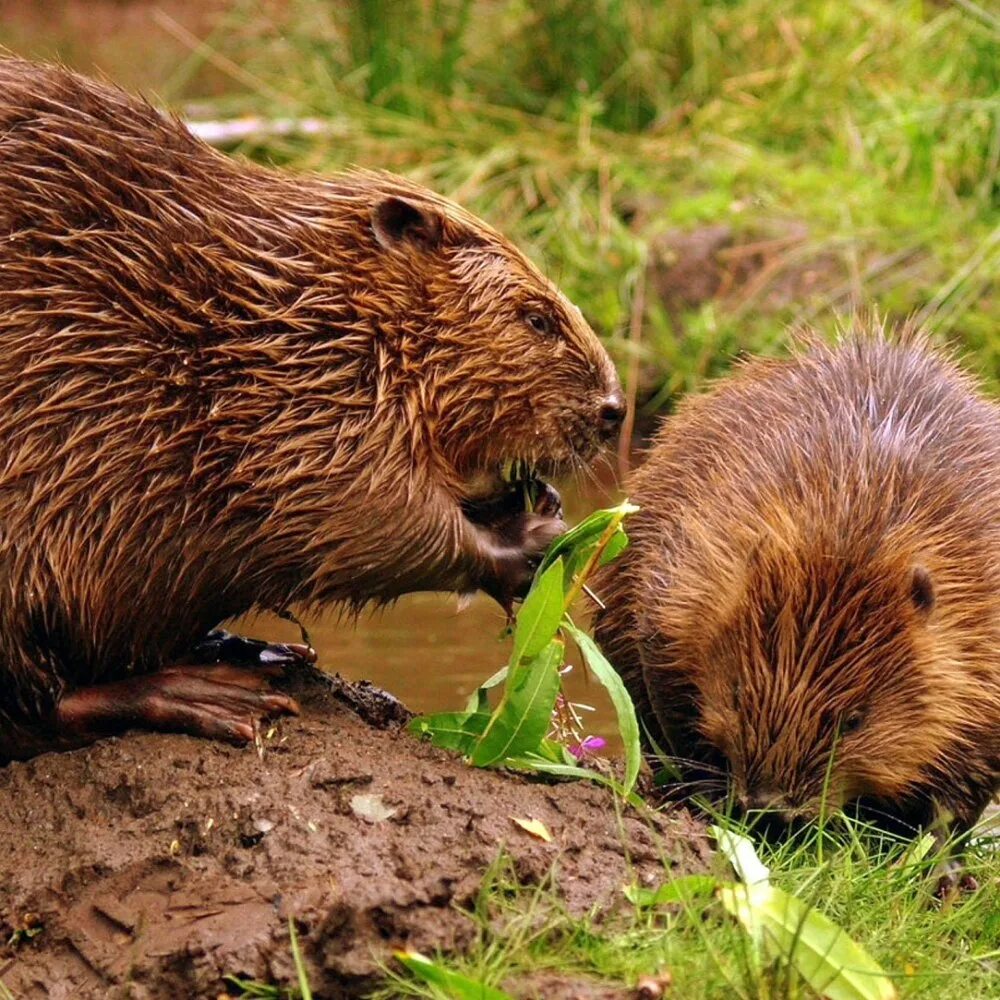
xmin=839 ymin=710 xmax=865 ymax=736
xmin=524 ymin=311 xmax=554 ymax=336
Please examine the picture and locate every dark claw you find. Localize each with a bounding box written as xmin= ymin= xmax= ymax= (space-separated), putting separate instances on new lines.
xmin=188 ymin=630 xmax=317 ymax=668
xmin=958 ymin=873 xmax=979 ymax=893
xmin=258 ymin=647 xmax=296 ymax=665
xmin=932 ymin=862 xmax=977 ymax=902
xmin=934 ymin=873 xmax=958 ymax=902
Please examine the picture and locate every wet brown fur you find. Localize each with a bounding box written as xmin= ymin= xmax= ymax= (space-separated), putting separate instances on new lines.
xmin=595 ymin=319 xmax=1000 ymax=834
xmin=0 ymin=59 xmax=619 ymax=753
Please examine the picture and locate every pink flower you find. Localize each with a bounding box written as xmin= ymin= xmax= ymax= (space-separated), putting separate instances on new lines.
xmin=569 ymin=736 xmax=607 ymax=759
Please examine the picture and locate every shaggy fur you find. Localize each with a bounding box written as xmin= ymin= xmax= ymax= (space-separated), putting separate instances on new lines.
xmin=595 ymin=321 xmax=1000 ymax=836
xmin=0 ymin=58 xmax=620 ymax=753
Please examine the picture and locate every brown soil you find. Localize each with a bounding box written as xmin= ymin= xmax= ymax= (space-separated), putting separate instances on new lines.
xmin=0 ymin=669 xmax=708 ymax=999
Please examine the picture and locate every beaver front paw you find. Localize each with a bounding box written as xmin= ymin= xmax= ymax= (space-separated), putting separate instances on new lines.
xmin=479 ymin=502 xmax=567 ymax=613
xmin=458 ymin=478 xmax=567 ymax=611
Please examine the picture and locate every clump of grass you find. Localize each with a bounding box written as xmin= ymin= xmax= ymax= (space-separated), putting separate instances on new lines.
xmin=165 ymin=0 xmax=997 ymax=411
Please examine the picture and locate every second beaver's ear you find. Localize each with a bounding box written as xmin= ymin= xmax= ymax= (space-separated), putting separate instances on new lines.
xmin=371 ymin=196 xmax=444 ymax=250
xmin=910 ymin=565 xmax=935 ymax=615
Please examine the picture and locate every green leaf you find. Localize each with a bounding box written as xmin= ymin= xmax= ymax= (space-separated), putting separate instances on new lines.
xmin=510 ymin=558 xmax=564 ymax=665
xmin=409 ymin=708 xmax=491 ymax=754
xmin=710 ymin=825 xmax=772 ymax=886
xmin=565 ymin=623 xmax=641 ymax=794
xmin=625 ymin=874 xmax=720 ymax=907
xmin=463 ymin=665 xmax=508 ymax=713
xmin=530 ymin=737 xmax=575 ymax=764
xmin=598 ymin=527 xmax=629 ymax=565
xmin=470 ymin=640 xmax=563 ymax=766
xmin=893 ymin=832 xmax=935 ymax=870
xmin=538 ymin=500 xmax=639 ymax=575
xmin=719 ymin=882 xmax=898 ymax=1000
xmin=712 ymin=825 xmax=896 ymax=1000
xmin=395 ymin=950 xmax=514 ymax=1000
xmin=506 ymin=753 xmax=645 ymax=808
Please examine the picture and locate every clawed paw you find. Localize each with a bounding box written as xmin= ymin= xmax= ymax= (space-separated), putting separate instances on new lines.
xmin=933 ymin=863 xmax=979 ymax=903
xmin=482 ymin=494 xmax=568 ymax=613
xmin=185 ymin=630 xmax=317 ymax=669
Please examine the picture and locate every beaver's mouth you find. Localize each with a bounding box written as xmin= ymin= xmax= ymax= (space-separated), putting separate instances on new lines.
xmin=463 ymin=458 xmax=551 ymax=502
xmin=461 ymin=458 xmax=564 ymax=525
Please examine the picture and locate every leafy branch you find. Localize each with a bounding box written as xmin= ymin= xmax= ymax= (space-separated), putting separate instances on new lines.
xmin=410 ymin=501 xmax=641 ymax=797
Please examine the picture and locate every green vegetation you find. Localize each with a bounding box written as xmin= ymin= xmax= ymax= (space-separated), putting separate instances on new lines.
xmin=372 ymin=817 xmax=999 ymax=1000
xmin=168 ymin=0 xmax=996 ymax=412
xmin=411 ymin=501 xmax=641 ymax=796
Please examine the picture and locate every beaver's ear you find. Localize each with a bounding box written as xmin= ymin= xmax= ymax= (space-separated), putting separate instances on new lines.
xmin=371 ymin=196 xmax=444 ymax=250
xmin=910 ymin=565 xmax=935 ymax=615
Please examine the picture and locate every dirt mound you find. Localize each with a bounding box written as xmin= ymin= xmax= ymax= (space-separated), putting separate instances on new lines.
xmin=0 ymin=669 xmax=708 ymax=999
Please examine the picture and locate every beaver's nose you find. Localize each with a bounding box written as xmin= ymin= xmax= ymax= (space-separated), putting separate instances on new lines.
xmin=598 ymin=390 xmax=627 ymax=440
xmin=743 ymin=787 xmax=781 ymax=812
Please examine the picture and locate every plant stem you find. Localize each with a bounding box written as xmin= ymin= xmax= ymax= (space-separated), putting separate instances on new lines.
xmin=561 ymin=513 xmax=624 ymax=615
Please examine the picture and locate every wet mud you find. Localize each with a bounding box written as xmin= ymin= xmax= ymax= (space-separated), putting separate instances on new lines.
xmin=0 ymin=669 xmax=708 ymax=999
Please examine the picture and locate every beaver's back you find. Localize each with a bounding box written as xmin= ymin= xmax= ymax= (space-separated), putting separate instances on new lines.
xmin=0 ymin=61 xmax=318 ymax=692
xmin=633 ymin=333 xmax=1000 ymax=537
xmin=624 ymin=332 xmax=1000 ymax=601
xmin=0 ymin=61 xmax=447 ymax=684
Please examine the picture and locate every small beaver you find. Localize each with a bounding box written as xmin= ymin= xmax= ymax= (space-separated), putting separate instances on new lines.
xmin=595 ymin=322 xmax=1000 ymax=862
xmin=0 ymin=59 xmax=623 ymax=760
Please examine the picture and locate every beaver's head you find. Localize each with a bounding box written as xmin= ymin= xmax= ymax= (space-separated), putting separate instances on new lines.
xmin=644 ymin=512 xmax=985 ymax=823
xmin=336 ymin=172 xmax=624 ymax=503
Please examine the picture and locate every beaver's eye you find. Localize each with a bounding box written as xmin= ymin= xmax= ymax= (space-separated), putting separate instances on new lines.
xmin=524 ymin=311 xmax=554 ymax=336
xmin=839 ymin=710 xmax=865 ymax=736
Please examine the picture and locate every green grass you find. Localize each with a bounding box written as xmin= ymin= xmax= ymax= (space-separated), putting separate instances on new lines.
xmin=371 ymin=816 xmax=1000 ymax=1000
xmin=161 ymin=0 xmax=998 ymax=410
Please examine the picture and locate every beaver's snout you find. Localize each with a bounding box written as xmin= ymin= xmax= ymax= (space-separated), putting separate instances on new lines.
xmin=738 ymin=787 xmax=809 ymax=840
xmin=597 ymin=389 xmax=627 ymax=442
xmin=741 ymin=785 xmax=786 ymax=813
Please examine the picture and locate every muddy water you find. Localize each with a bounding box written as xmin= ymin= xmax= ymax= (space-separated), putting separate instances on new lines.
xmin=233 ymin=479 xmax=628 ymax=752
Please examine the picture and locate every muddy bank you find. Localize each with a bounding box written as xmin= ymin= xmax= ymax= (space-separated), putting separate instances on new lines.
xmin=0 ymin=669 xmax=708 ymax=999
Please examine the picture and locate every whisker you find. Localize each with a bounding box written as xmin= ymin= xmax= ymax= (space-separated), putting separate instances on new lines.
xmin=657 ymin=755 xmax=729 ymax=777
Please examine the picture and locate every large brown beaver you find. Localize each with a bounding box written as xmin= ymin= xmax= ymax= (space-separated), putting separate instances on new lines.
xmin=595 ymin=322 xmax=1000 ymax=862
xmin=0 ymin=58 xmax=623 ymax=761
